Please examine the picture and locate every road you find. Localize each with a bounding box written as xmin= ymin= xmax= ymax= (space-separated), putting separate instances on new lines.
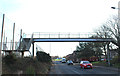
xmin=49 ymin=61 xmax=119 ymax=75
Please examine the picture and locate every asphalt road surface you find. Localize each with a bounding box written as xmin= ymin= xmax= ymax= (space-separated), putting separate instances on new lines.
xmin=49 ymin=61 xmax=119 ymax=75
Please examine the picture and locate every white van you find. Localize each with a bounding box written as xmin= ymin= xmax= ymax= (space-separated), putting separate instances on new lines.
xmin=62 ymin=58 xmax=66 ymax=63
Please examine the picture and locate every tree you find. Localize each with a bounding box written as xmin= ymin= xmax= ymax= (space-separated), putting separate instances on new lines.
xmin=76 ymin=42 xmax=103 ymax=60
xmin=95 ymin=15 xmax=120 ymax=56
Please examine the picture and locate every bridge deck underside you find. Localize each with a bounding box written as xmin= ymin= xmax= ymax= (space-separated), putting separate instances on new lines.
xmin=30 ymin=38 xmax=113 ymax=42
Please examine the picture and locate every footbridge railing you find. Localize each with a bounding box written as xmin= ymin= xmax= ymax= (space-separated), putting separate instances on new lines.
xmin=23 ymin=32 xmax=100 ymax=38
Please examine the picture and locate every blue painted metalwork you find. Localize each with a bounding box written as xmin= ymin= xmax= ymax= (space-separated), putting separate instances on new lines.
xmin=32 ymin=38 xmax=113 ymax=42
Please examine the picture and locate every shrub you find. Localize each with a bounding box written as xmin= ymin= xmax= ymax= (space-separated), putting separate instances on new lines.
xmin=36 ymin=51 xmax=51 ymax=62
xmin=3 ymin=53 xmax=17 ymax=65
xmin=25 ymin=65 xmax=35 ymax=74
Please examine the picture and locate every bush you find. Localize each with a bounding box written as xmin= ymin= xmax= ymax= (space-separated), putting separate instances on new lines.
xmin=3 ymin=53 xmax=17 ymax=65
xmin=36 ymin=51 xmax=51 ymax=62
xmin=2 ymin=55 xmax=52 ymax=74
xmin=25 ymin=65 xmax=35 ymax=74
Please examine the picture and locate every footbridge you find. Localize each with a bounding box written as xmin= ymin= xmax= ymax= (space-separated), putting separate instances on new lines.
xmin=24 ymin=32 xmax=114 ymax=42
xmin=23 ymin=32 xmax=115 ymax=56
xmin=2 ymin=32 xmax=116 ymax=57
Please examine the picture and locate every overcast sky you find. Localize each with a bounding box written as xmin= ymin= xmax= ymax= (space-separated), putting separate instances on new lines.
xmin=0 ymin=0 xmax=119 ymax=57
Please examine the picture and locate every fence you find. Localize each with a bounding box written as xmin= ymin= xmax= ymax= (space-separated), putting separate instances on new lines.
xmin=0 ymin=42 xmax=19 ymax=50
xmin=0 ymin=13 xmax=21 ymax=51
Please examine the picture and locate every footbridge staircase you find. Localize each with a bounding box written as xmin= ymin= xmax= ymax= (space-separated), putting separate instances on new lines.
xmin=2 ymin=34 xmax=33 ymax=57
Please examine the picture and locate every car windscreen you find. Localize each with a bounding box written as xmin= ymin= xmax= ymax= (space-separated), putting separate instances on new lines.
xmin=83 ymin=61 xmax=90 ymax=64
xmin=69 ymin=61 xmax=73 ymax=63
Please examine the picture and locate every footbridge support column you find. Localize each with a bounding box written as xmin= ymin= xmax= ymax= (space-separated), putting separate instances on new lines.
xmin=32 ymin=42 xmax=34 ymax=57
xmin=21 ymin=51 xmax=24 ymax=57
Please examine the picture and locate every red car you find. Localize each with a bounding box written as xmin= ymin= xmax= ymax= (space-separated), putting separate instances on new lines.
xmin=80 ymin=61 xmax=92 ymax=69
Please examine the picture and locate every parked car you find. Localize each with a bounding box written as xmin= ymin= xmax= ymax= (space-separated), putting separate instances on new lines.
xmin=101 ymin=58 xmax=106 ymax=61
xmin=67 ymin=60 xmax=73 ymax=65
xmin=80 ymin=61 xmax=92 ymax=69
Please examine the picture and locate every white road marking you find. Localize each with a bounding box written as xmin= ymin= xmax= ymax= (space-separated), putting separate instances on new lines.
xmin=71 ymin=69 xmax=80 ymax=74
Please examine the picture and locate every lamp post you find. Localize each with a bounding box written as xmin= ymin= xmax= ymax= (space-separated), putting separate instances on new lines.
xmin=111 ymin=3 xmax=120 ymax=66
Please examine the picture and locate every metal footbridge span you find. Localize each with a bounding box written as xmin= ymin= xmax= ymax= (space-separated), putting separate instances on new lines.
xmin=22 ymin=32 xmax=114 ymax=57
xmin=24 ymin=32 xmax=113 ymax=42
xmin=2 ymin=32 xmax=115 ymax=57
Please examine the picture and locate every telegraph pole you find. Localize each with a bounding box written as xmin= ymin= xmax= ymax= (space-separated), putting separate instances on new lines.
xmin=12 ymin=23 xmax=15 ymax=51
xmin=19 ymin=29 xmax=22 ymax=50
xmin=0 ymin=14 xmax=5 ymax=76
xmin=0 ymin=14 xmax=5 ymax=56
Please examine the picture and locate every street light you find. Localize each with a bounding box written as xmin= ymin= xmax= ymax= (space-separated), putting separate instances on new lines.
xmin=111 ymin=7 xmax=120 ymax=10
xmin=108 ymin=6 xmax=120 ymax=67
xmin=111 ymin=6 xmax=120 ymax=67
xmin=111 ymin=7 xmax=116 ymax=9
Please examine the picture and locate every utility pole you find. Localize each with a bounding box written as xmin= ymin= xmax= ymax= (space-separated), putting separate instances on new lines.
xmin=19 ymin=29 xmax=22 ymax=50
xmin=5 ymin=37 xmax=7 ymax=55
xmin=12 ymin=23 xmax=15 ymax=51
xmin=0 ymin=14 xmax=5 ymax=55
xmin=3 ymin=32 xmax=5 ymax=56
xmin=0 ymin=14 xmax=5 ymax=76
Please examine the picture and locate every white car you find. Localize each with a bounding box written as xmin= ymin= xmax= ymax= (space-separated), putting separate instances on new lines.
xmin=67 ymin=60 xmax=73 ymax=65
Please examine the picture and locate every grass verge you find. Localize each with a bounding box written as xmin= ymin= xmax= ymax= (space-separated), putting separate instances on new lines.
xmin=92 ymin=61 xmax=120 ymax=68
